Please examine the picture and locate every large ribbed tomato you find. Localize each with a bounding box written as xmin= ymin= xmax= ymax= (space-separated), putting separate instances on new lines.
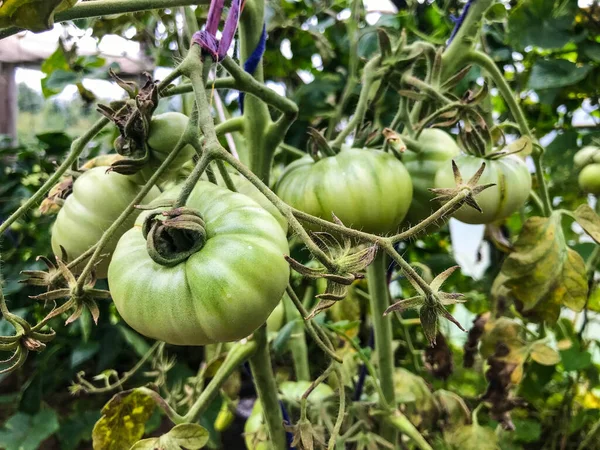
xmin=434 ymin=154 xmax=531 ymax=224
xmin=51 ymin=167 xmax=160 ymax=278
xmin=275 ymin=148 xmax=413 ymax=235
xmin=403 ymin=129 xmax=461 ymax=224
xmin=107 ymin=181 xmax=290 ymax=346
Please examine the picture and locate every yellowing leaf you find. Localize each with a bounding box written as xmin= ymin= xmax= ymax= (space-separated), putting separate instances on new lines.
xmin=496 ymin=213 xmax=588 ymax=323
xmin=92 ymin=389 xmax=156 ymax=450
xmin=573 ymin=204 xmax=600 ymax=244
xmin=529 ymin=342 xmax=561 ymax=365
xmin=0 ymin=0 xmax=79 ymax=32
xmin=511 ymin=362 xmax=524 ymax=384
xmin=445 ymin=422 xmax=500 ymax=450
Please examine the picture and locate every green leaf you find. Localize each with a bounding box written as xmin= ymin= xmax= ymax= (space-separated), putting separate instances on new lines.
xmin=0 ymin=0 xmax=78 ymax=32
xmin=529 ymin=342 xmax=561 ymax=365
xmin=57 ymin=410 xmax=101 ymax=450
xmin=513 ymin=418 xmax=542 ymax=443
xmin=0 ymin=409 xmax=59 ymax=450
xmin=167 ymin=424 xmax=210 ymax=449
xmin=445 ymin=421 xmax=500 ymax=450
xmin=92 ymin=389 xmax=156 ymax=450
xmin=118 ymin=325 xmax=151 ymax=357
xmin=485 ymin=3 xmax=508 ymax=23
xmin=271 ymin=319 xmax=297 ymax=356
xmin=560 ymin=341 xmax=592 ymax=371
xmin=508 ymin=0 xmax=576 ymax=50
xmin=41 ymin=69 xmax=81 ymax=98
xmin=573 ymin=204 xmax=600 ymax=244
xmin=70 ymin=341 xmax=100 ymax=368
xmin=527 ymin=60 xmax=592 ymax=91
xmin=497 ymin=213 xmax=588 ymax=322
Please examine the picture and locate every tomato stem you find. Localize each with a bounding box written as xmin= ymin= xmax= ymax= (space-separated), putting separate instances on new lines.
xmin=366 ymin=251 xmax=397 ymax=444
xmin=283 ymin=294 xmax=311 ymax=381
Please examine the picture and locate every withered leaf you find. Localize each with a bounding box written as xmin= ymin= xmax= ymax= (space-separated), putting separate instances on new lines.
xmin=497 ymin=213 xmax=588 ymax=322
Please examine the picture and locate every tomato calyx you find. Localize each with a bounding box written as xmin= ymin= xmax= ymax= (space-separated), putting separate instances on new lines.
xmin=28 ymin=257 xmax=110 ymax=325
xmin=97 ymin=72 xmax=159 ymax=176
xmin=143 ymin=207 xmax=208 ymax=267
xmin=20 ymin=254 xmax=65 ymax=289
xmin=0 ymin=310 xmax=55 ymax=374
xmin=286 ymin=221 xmax=377 ymax=319
xmin=429 ymin=160 xmax=495 ymax=215
xmin=384 ymin=266 xmax=466 ymax=346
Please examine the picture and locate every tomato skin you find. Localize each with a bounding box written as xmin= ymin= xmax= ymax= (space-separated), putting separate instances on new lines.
xmin=275 ymin=148 xmax=413 ymax=235
xmin=579 ymin=163 xmax=600 ymax=195
xmin=212 ymin=170 xmax=288 ymax=233
xmin=434 ymin=154 xmax=531 ymax=224
xmin=403 ymin=129 xmax=461 ymax=224
xmin=574 ymin=146 xmax=600 ymax=170
xmin=138 ymin=112 xmax=197 ymax=184
xmin=108 ymin=181 xmax=290 ymax=346
xmin=51 ymin=167 xmax=160 ymax=278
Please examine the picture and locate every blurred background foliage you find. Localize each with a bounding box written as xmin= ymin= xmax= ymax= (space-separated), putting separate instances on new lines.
xmin=1 ymin=0 xmax=600 ymax=448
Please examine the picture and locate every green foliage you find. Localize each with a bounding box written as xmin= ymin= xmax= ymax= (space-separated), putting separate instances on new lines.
xmin=0 ymin=409 xmax=59 ymax=450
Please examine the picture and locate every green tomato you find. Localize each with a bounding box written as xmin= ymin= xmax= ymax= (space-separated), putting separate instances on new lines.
xmin=141 ymin=112 xmax=197 ymax=184
xmin=434 ymin=154 xmax=531 ymax=224
xmin=579 ymin=163 xmax=600 ymax=195
xmin=275 ymin=148 xmax=413 ymax=235
xmin=212 ymin=170 xmax=288 ymax=233
xmin=574 ymin=146 xmax=600 ymax=170
xmin=403 ymin=129 xmax=461 ymax=224
xmin=51 ymin=167 xmax=160 ymax=279
xmin=108 ymin=181 xmax=290 ymax=346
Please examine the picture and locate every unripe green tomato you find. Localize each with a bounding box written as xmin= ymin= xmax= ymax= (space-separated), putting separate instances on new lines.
xmin=574 ymin=146 xmax=600 ymax=170
xmin=266 ymin=300 xmax=285 ymax=333
xmin=141 ymin=112 xmax=197 ymax=184
xmin=51 ymin=167 xmax=160 ymax=278
xmin=579 ymin=163 xmax=600 ymax=195
xmin=434 ymin=154 xmax=531 ymax=224
xmin=211 ymin=170 xmax=288 ymax=233
xmin=275 ymin=148 xmax=413 ymax=235
xmin=403 ymin=129 xmax=461 ymax=224
xmin=108 ymin=181 xmax=290 ymax=346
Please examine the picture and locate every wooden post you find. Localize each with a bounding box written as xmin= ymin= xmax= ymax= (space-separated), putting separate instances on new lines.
xmin=0 ymin=61 xmax=17 ymax=143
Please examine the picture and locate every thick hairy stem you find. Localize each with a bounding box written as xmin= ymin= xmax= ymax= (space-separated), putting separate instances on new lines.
xmin=0 ymin=117 xmax=109 ymax=237
xmin=367 ymin=251 xmax=396 ymax=444
xmin=175 ymin=153 xmax=212 ymax=206
xmin=183 ymin=340 xmax=258 ymax=423
xmin=441 ymin=0 xmax=494 ymax=77
xmin=0 ymin=0 xmax=209 ymax=40
xmin=248 ymin=326 xmax=287 ymax=450
xmin=283 ymin=294 xmax=311 ymax=381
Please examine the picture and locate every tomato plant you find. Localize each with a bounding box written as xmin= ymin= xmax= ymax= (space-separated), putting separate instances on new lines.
xmin=1 ymin=0 xmax=599 ymax=449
